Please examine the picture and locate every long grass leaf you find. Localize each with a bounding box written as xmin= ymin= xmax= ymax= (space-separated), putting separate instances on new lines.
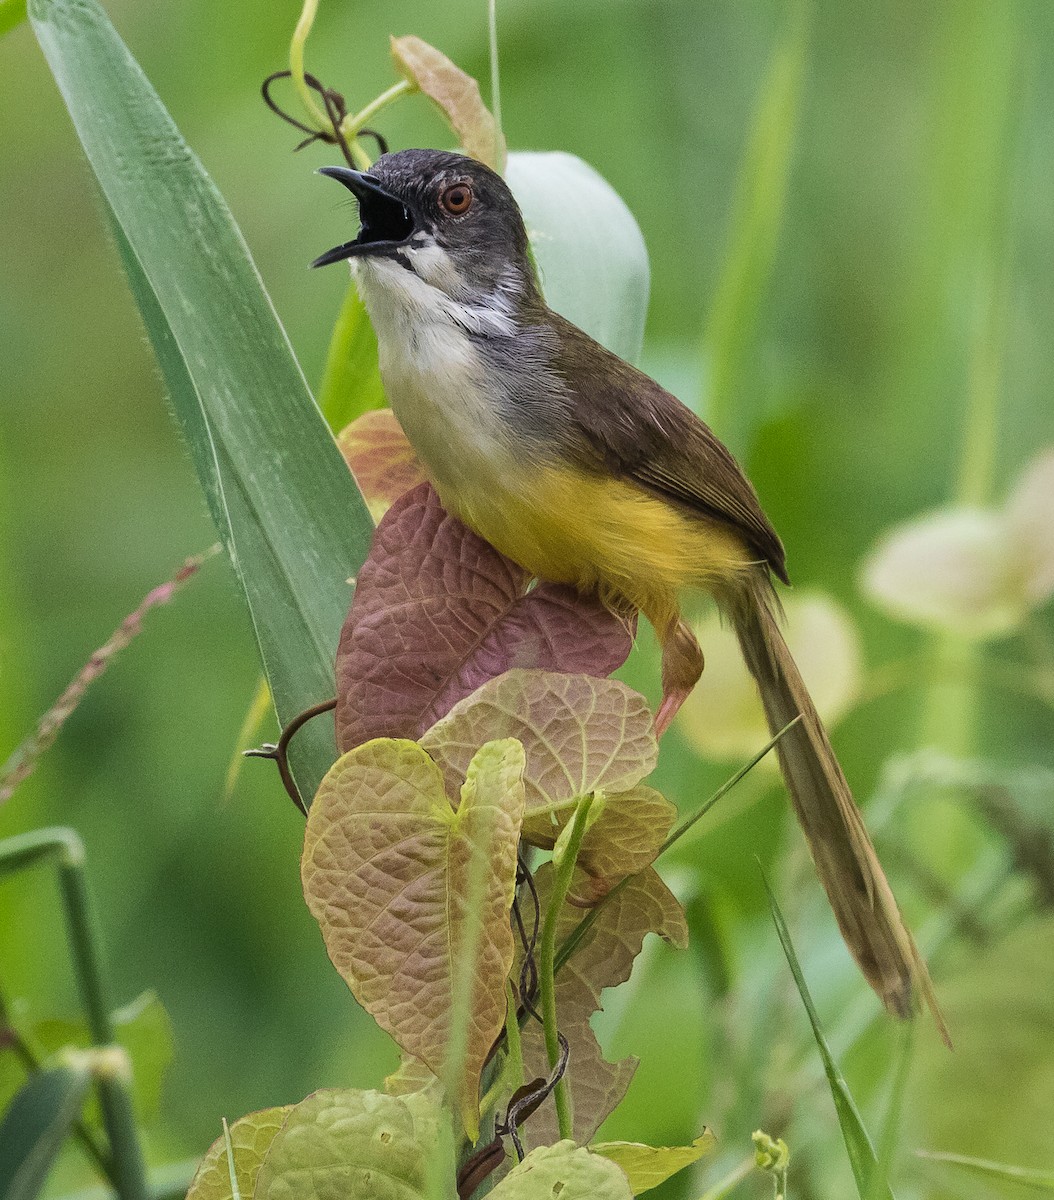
xmin=30 ymin=0 xmax=374 ymax=797
xmin=762 ymin=874 xmax=896 ymax=1200
xmin=917 ymin=1151 xmax=1054 ymax=1192
xmin=702 ymin=0 xmax=810 ymax=455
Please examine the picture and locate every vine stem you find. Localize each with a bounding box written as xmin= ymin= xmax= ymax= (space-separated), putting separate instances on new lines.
xmin=538 ymin=793 xmax=595 ymax=1141
xmin=288 ymin=0 xmax=329 ymax=132
xmin=340 ymin=79 xmax=415 ymax=147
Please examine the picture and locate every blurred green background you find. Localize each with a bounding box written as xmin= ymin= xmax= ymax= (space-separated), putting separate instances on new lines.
xmin=2 ymin=1 xmax=1054 ymax=1197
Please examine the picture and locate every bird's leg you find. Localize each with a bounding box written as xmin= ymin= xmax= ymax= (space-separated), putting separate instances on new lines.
xmin=654 ymin=612 xmax=704 ymax=736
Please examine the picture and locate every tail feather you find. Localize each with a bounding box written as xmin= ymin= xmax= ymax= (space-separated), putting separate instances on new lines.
xmin=726 ymin=573 xmax=948 ymax=1042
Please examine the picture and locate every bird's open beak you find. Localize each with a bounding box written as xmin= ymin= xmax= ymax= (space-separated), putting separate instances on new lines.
xmin=311 ymin=166 xmax=416 ymax=268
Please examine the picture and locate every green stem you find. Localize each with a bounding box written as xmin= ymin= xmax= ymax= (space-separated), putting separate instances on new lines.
xmin=0 ymin=991 xmax=114 ymax=1181
xmin=502 ymin=978 xmax=524 ymax=1091
xmin=0 ymin=829 xmax=149 ymax=1200
xmin=340 ymin=79 xmax=415 ymax=142
xmin=696 ymin=1155 xmax=755 ymax=1200
xmin=487 ymin=0 xmax=503 ymax=169
xmin=538 ymin=794 xmax=595 ymax=1140
xmin=288 ymin=0 xmax=329 ymax=131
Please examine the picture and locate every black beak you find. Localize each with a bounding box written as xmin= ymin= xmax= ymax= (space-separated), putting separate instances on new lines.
xmin=311 ymin=166 xmax=416 ymax=268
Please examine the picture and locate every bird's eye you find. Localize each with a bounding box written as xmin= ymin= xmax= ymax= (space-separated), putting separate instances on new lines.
xmin=439 ymin=182 xmax=474 ymax=215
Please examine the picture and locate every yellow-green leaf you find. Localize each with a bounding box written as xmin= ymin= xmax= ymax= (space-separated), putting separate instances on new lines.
xmin=591 ymin=1133 xmax=716 ymax=1195
xmin=253 ymin=1089 xmax=453 ymax=1200
xmin=185 ymin=1107 xmax=291 ymax=1200
xmin=490 ymin=1141 xmax=633 ymax=1200
xmin=301 ymin=738 xmax=525 ymax=1136
xmin=390 ymin=35 xmax=505 ymax=172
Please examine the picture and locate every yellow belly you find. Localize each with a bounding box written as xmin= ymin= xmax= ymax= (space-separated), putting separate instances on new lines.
xmin=435 ymin=463 xmax=756 ymax=633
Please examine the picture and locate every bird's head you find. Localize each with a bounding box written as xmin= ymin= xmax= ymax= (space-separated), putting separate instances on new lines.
xmin=312 ymin=149 xmax=540 ymax=324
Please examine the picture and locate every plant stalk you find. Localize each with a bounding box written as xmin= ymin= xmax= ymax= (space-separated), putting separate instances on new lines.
xmin=538 ymin=793 xmax=594 ymax=1140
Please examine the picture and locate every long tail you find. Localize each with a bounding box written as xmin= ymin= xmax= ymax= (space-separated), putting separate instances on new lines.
xmin=726 ymin=573 xmax=948 ymax=1041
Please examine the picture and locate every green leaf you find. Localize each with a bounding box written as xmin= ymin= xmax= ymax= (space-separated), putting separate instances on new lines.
xmin=763 ymin=876 xmax=895 ymax=1200
xmin=506 ymin=152 xmax=650 ymax=363
xmin=318 ymin=286 xmax=387 ymax=433
xmin=0 ymin=0 xmax=26 ymax=38
xmin=185 ymin=1107 xmax=292 ymax=1200
xmin=916 ymin=1151 xmax=1054 ymax=1192
xmin=301 ymin=738 xmax=525 ymax=1137
xmin=490 ymin=1140 xmax=633 ymax=1200
xmin=30 ymin=0 xmax=374 ymax=798
xmin=0 ymin=1063 xmax=92 ymax=1200
xmin=591 ymin=1133 xmax=716 ymax=1195
xmin=254 ymin=1088 xmax=454 ymax=1200
xmin=29 ymin=990 xmax=173 ymax=1124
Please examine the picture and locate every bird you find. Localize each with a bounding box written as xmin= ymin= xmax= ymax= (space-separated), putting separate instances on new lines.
xmin=313 ymin=147 xmax=943 ymax=1034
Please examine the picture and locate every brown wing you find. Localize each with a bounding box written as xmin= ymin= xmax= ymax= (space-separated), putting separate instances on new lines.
xmin=551 ymin=314 xmax=789 ymax=583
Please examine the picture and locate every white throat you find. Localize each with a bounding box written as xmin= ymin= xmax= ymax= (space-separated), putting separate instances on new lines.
xmin=349 ymin=248 xmax=522 ymax=501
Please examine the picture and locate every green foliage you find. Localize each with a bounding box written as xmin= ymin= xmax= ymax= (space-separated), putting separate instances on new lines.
xmin=5 ymin=0 xmax=1054 ymax=1197
xmin=590 ymin=1134 xmax=715 ymax=1195
xmin=186 ymin=1108 xmax=291 ymax=1200
xmin=764 ymin=877 xmax=894 ymax=1200
xmin=29 ymin=0 xmax=375 ymax=800
xmin=0 ymin=1063 xmax=92 ymax=1200
xmin=490 ymin=1141 xmax=633 ymax=1200
xmin=252 ymin=1090 xmax=451 ymax=1200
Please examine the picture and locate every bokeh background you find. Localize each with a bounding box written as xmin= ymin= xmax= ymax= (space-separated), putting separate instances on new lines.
xmin=2 ymin=1 xmax=1054 ymax=1197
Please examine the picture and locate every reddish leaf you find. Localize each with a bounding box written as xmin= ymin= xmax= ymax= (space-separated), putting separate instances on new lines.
xmin=335 ymin=484 xmax=634 ymax=752
xmin=336 ymin=409 xmax=427 ymax=522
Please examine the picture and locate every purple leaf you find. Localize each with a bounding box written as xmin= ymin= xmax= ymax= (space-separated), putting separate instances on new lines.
xmin=335 ymin=483 xmax=634 ymax=752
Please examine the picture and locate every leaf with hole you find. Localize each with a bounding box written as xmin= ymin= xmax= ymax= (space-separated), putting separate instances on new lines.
xmin=489 ymin=1140 xmax=633 ymax=1199
xmin=254 ymin=1089 xmax=453 ymax=1200
xmin=517 ymin=865 xmax=687 ymax=1146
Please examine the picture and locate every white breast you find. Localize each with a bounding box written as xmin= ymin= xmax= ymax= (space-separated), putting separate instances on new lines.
xmin=351 ymin=256 xmax=522 ymax=503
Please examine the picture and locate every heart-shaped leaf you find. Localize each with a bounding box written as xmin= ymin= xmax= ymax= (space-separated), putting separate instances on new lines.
xmin=254 ymin=1089 xmax=452 ymax=1200
xmin=334 ymin=485 xmax=634 ymax=752
xmin=302 ymin=737 xmax=525 ymax=1134
xmin=489 ymin=1140 xmax=633 ymax=1200
xmin=185 ymin=1107 xmax=292 ymax=1200
xmin=420 ymin=670 xmax=657 ymax=815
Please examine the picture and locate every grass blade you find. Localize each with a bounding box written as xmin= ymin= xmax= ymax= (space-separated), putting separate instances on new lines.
xmin=762 ymin=874 xmax=896 ymax=1200
xmin=30 ymin=0 xmax=374 ymax=797
xmin=917 ymin=1151 xmax=1054 ymax=1192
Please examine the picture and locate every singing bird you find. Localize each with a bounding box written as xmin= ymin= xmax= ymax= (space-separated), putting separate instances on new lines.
xmin=313 ymin=148 xmax=943 ymax=1033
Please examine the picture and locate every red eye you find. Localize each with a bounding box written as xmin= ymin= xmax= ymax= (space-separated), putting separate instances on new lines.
xmin=440 ymin=182 xmax=474 ymax=215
